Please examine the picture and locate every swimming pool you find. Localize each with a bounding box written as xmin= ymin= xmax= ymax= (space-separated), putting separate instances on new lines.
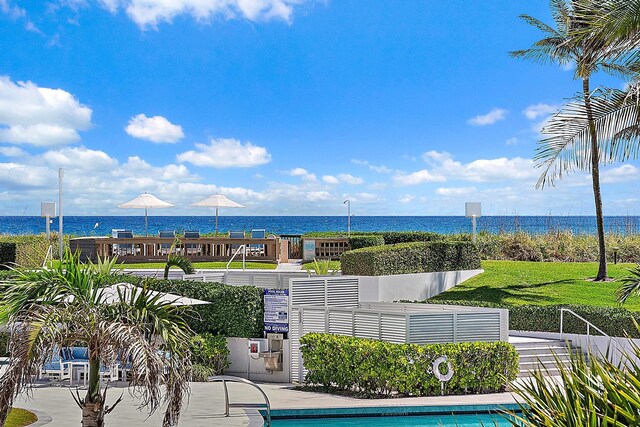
xmin=266 ymin=404 xmax=519 ymax=426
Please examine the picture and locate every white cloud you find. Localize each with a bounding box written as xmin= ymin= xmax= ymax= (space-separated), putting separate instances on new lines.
xmin=393 ymin=169 xmax=446 ymax=185
xmin=399 ymin=194 xmax=415 ymax=203
xmin=436 ymin=186 xmax=477 ymax=197
xmin=125 ymin=114 xmax=184 ymax=143
xmin=523 ymin=103 xmax=559 ymax=120
xmin=100 ymin=0 xmax=308 ymax=28
xmin=0 ymin=76 xmax=92 ymax=146
xmin=322 ymin=175 xmax=340 ymax=185
xmin=337 ymin=173 xmax=363 ymax=185
xmin=286 ymin=167 xmax=316 ymax=182
xmin=344 ymin=192 xmax=381 ymax=203
xmin=0 ymin=162 xmax=52 ymax=188
xmin=351 ymin=159 xmax=391 ymax=174
xmin=506 ymin=137 xmax=519 ymax=146
xmin=0 ymin=146 xmax=27 ymax=157
xmin=177 ymin=137 xmax=271 ymax=168
xmin=42 ymin=146 xmax=118 ymax=171
xmin=0 ymin=0 xmax=25 ymax=19
xmin=467 ymin=108 xmax=508 ymax=126
xmin=601 ymin=164 xmax=640 ymax=184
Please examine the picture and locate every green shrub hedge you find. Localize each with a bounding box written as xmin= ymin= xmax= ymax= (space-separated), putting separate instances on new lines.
xmin=427 ymin=300 xmax=640 ymax=338
xmin=300 ymin=333 xmax=518 ymax=397
xmin=190 ymin=333 xmax=229 ymax=381
xmin=348 ymin=235 xmax=385 ymax=250
xmin=380 ymin=231 xmax=445 ymax=244
xmin=97 ymin=275 xmax=264 ymax=337
xmin=341 ymin=241 xmax=481 ymax=276
xmin=0 ymin=243 xmax=16 ymax=269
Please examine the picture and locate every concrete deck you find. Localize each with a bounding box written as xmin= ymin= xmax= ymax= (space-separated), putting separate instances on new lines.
xmin=13 ymin=381 xmax=519 ymax=426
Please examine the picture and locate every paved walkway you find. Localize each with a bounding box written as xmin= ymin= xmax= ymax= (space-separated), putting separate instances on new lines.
xmin=14 ymin=381 xmax=519 ymax=426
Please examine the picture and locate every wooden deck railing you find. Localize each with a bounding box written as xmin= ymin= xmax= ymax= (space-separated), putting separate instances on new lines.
xmin=70 ymin=237 xmax=280 ymax=263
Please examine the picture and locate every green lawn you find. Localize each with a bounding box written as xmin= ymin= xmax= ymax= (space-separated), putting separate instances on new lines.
xmin=432 ymin=260 xmax=640 ymax=311
xmin=6 ymin=408 xmax=37 ymax=427
xmin=119 ymin=261 xmax=277 ymax=270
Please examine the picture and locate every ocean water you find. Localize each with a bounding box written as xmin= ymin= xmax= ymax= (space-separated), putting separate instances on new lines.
xmin=0 ymin=215 xmax=639 ymax=236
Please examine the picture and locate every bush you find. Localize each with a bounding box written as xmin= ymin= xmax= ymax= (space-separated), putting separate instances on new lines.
xmin=348 ymin=235 xmax=384 ymax=250
xmin=0 ymin=234 xmax=69 ymax=268
xmin=190 ymin=333 xmax=229 ymax=381
xmin=300 ymin=333 xmax=518 ymax=397
xmin=97 ymin=275 xmax=264 ymax=337
xmin=427 ymin=300 xmax=640 ymax=338
xmin=341 ymin=241 xmax=481 ymax=276
xmin=380 ymin=231 xmax=444 ymax=245
xmin=0 ymin=243 xmax=16 ymax=269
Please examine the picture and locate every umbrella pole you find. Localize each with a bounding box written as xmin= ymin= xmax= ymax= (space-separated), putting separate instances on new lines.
xmin=145 ymin=207 xmax=148 ymax=237
xmin=215 ymin=207 xmax=219 ymax=236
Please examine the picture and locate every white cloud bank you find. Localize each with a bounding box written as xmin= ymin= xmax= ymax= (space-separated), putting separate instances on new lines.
xmin=467 ymin=108 xmax=507 ymax=126
xmin=125 ymin=114 xmax=184 ymax=143
xmin=523 ymin=103 xmax=559 ymax=120
xmin=99 ymin=0 xmax=309 ymax=28
xmin=0 ymin=76 xmax=92 ymax=146
xmin=177 ymin=137 xmax=272 ymax=168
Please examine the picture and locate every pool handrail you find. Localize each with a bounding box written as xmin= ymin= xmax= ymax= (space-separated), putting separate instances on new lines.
xmin=208 ymin=375 xmax=271 ymax=427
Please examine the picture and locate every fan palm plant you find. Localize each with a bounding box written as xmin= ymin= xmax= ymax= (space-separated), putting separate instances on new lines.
xmin=511 ymin=0 xmax=637 ymax=281
xmin=0 ymin=253 xmax=193 ymax=427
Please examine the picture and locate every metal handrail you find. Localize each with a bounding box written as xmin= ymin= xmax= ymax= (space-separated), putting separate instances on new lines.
xmin=226 ymin=244 xmax=246 ymax=271
xmin=560 ymin=308 xmax=612 ymax=352
xmin=208 ymin=375 xmax=271 ymax=427
xmin=42 ymin=245 xmax=53 ymax=268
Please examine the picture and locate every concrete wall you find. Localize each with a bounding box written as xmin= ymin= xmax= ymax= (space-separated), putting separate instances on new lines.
xmin=226 ymin=338 xmax=290 ymax=383
xmin=358 ymin=269 xmax=484 ymax=302
xmin=512 ymin=330 xmax=640 ymax=367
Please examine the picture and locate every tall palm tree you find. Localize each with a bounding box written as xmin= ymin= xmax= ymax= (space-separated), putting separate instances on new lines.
xmin=511 ymin=0 xmax=634 ymax=281
xmin=0 ymin=254 xmax=193 ymax=427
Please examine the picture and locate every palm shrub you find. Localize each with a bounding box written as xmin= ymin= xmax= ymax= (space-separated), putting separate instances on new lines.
xmin=0 ymin=253 xmax=193 ymax=427
xmin=163 ymin=240 xmax=195 ymax=279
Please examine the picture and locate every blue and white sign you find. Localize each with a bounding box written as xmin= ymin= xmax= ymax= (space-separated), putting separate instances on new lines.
xmin=303 ymin=239 xmax=316 ymax=261
xmin=264 ymin=289 xmax=289 ymax=333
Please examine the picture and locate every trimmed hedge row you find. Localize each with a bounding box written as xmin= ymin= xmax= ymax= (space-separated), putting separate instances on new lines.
xmin=341 ymin=241 xmax=481 ymax=276
xmin=97 ymin=275 xmax=264 ymax=337
xmin=428 ymin=300 xmax=640 ymax=338
xmin=304 ymin=231 xmax=445 ymax=245
xmin=348 ymin=235 xmax=385 ymax=250
xmin=300 ymin=333 xmax=519 ymax=397
xmin=0 ymin=243 xmax=16 ymax=269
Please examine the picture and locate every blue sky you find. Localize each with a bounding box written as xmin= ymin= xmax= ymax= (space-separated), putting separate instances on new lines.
xmin=0 ymin=0 xmax=638 ymax=216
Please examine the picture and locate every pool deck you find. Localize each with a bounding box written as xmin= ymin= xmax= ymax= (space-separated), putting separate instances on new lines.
xmin=13 ymin=381 xmax=520 ymax=426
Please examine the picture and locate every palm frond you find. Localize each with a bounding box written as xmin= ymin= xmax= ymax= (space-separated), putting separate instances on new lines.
xmin=164 ymin=255 xmax=195 ymax=280
xmin=616 ymin=264 xmax=640 ymax=304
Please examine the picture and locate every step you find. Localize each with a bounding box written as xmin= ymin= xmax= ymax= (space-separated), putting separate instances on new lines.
xmin=518 ymin=353 xmax=572 ymax=363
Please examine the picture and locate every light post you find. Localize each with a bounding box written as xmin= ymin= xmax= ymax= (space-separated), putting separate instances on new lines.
xmin=344 ymin=200 xmax=351 ymax=237
xmin=58 ymin=168 xmax=64 ymax=261
xmin=465 ymin=202 xmax=481 ymax=244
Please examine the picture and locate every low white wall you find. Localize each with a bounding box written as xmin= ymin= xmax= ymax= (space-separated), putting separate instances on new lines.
xmin=511 ymin=330 xmax=640 ymax=367
xmin=358 ymin=269 xmax=484 ymax=302
xmin=226 ymin=337 xmax=290 ymax=383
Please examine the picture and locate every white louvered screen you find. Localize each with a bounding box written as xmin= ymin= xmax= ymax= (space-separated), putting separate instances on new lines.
xmin=290 ymin=308 xmax=301 ymax=383
xmin=354 ymin=312 xmax=380 ymax=339
xmin=455 ymin=312 xmax=501 ymax=342
xmin=302 ymin=309 xmax=327 ymax=334
xmin=409 ymin=313 xmax=455 ymax=344
xmin=326 ymin=277 xmax=359 ymax=308
xmin=380 ymin=314 xmax=407 ymax=343
xmin=328 ymin=310 xmax=354 ymax=336
xmin=290 ymin=279 xmax=326 ymax=307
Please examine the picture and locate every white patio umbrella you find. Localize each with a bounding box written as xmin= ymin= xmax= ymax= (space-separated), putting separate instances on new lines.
xmin=100 ymin=283 xmax=211 ymax=306
xmin=118 ymin=193 xmax=173 ymax=237
xmin=190 ymin=194 xmax=245 ymax=235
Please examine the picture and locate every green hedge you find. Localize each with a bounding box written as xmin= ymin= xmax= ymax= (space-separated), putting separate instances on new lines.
xmin=0 ymin=243 xmax=16 ymax=269
xmin=428 ymin=300 xmax=640 ymax=338
xmin=380 ymin=231 xmax=445 ymax=245
xmin=341 ymin=241 xmax=481 ymax=276
xmin=348 ymin=235 xmax=385 ymax=250
xmin=190 ymin=333 xmax=230 ymax=381
xmin=97 ymin=275 xmax=264 ymax=337
xmin=300 ymin=333 xmax=518 ymax=397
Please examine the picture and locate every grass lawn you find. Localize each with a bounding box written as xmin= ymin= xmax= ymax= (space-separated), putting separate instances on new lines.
xmin=119 ymin=261 xmax=277 ymax=270
xmin=431 ymin=260 xmax=640 ymax=310
xmin=6 ymin=408 xmax=37 ymax=427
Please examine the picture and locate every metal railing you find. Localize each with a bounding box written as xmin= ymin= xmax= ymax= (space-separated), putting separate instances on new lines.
xmin=42 ymin=245 xmax=53 ymax=268
xmin=226 ymin=244 xmax=246 ymax=271
xmin=208 ymin=375 xmax=271 ymax=427
xmin=560 ymin=308 xmax=612 ymax=351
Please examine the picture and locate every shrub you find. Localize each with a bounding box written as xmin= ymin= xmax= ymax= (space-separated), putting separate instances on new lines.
xmin=427 ymin=300 xmax=640 ymax=338
xmin=97 ymin=275 xmax=264 ymax=337
xmin=190 ymin=333 xmax=229 ymax=381
xmin=300 ymin=333 xmax=518 ymax=397
xmin=0 ymin=234 xmax=69 ymax=268
xmin=341 ymin=241 xmax=481 ymax=276
xmin=380 ymin=231 xmax=444 ymax=245
xmin=0 ymin=243 xmax=16 ymax=269
xmin=348 ymin=235 xmax=384 ymax=250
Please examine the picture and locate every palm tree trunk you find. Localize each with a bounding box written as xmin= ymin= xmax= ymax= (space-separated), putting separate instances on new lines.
xmin=583 ymin=77 xmax=608 ymax=281
xmin=81 ymin=357 xmax=105 ymax=427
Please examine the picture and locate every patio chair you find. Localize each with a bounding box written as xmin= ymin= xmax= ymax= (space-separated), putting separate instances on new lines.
xmin=158 ymin=230 xmax=176 ymax=256
xmin=116 ymin=230 xmax=134 ymax=256
xmin=249 ymin=229 xmax=266 ymax=256
xmin=41 ymin=348 xmax=70 ymax=382
xmin=228 ymin=231 xmax=245 ymax=256
xmin=184 ymin=231 xmax=201 ymax=256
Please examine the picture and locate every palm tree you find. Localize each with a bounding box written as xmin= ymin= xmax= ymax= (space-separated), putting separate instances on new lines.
xmin=163 ymin=239 xmax=195 ymax=280
xmin=511 ymin=0 xmax=634 ymax=280
xmin=0 ymin=254 xmax=193 ymax=427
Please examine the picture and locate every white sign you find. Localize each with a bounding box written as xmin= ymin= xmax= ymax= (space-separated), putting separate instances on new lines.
xmin=465 ymin=202 xmax=481 ymax=218
xmin=303 ymin=239 xmax=316 ymax=261
xmin=41 ymin=202 xmax=56 ymax=218
xmin=264 ymin=289 xmax=289 ymax=333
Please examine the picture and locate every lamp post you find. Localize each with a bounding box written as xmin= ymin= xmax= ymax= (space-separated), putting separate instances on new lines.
xmin=58 ymin=168 xmax=64 ymax=261
xmin=465 ymin=202 xmax=481 ymax=244
xmin=344 ymin=200 xmax=351 ymax=237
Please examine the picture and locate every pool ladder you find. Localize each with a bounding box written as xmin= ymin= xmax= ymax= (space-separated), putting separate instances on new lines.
xmin=208 ymin=375 xmax=272 ymax=426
